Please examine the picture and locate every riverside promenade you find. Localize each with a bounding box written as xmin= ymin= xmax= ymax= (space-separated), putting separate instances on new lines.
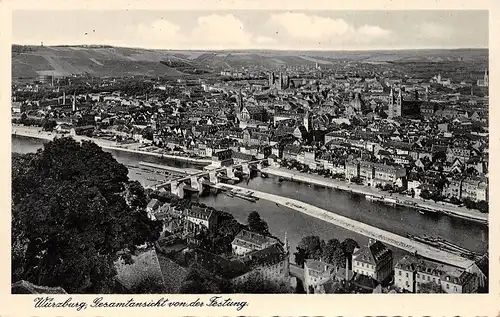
xmin=222 ymin=183 xmax=476 ymax=270
xmin=11 ymin=125 xmax=212 ymax=165
xmin=261 ymin=167 xmax=488 ymax=224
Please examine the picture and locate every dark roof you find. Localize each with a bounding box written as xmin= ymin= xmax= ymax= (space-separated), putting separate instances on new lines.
xmin=12 ymin=280 xmax=67 ymax=294
xmin=354 ymin=241 xmax=392 ymax=265
xmin=232 ymin=151 xmax=255 ymax=161
xmin=369 ymin=241 xmax=392 ymax=263
xmin=475 ymin=253 xmax=489 ymax=279
xmin=239 ymin=244 xmax=287 ymax=272
xmin=305 ymin=259 xmax=335 ymax=274
xmin=395 ymin=254 xmax=473 ymax=285
xmin=232 ymin=229 xmax=275 ymax=248
xmin=186 ymin=206 xmax=214 ymax=220
xmin=352 ymin=274 xmax=379 ymax=290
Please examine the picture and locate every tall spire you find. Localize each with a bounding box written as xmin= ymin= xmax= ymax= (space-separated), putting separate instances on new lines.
xmin=236 ymin=89 xmax=243 ymax=114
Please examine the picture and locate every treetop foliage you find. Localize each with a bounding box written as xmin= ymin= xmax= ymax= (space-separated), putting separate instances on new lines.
xmin=12 ymin=137 xmax=161 ymax=293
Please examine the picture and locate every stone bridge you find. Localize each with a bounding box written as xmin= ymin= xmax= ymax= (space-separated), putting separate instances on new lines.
xmin=159 ymin=160 xmax=266 ymax=198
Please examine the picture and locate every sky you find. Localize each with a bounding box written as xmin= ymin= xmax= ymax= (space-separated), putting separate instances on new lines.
xmin=12 ymin=10 xmax=489 ymax=50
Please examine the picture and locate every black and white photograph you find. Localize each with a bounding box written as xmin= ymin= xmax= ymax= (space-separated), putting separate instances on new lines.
xmin=7 ymin=3 xmax=493 ymax=303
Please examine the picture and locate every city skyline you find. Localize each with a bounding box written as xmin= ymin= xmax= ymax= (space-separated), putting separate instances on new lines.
xmin=13 ymin=10 xmax=488 ymax=51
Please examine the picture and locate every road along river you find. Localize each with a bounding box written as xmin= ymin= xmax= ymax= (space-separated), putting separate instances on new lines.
xmin=12 ymin=134 xmax=488 ymax=264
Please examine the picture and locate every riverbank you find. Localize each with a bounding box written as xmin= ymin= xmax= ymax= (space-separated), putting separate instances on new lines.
xmin=13 ymin=134 xmax=487 ymax=264
xmin=220 ymin=183 xmax=475 ymax=270
xmin=261 ymin=167 xmax=488 ymax=225
xmin=11 ymin=125 xmax=212 ymax=165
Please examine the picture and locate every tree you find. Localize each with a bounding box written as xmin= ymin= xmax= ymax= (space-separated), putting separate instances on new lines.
xmin=179 ymin=264 xmax=229 ymax=294
xmin=341 ymin=238 xmax=359 ymax=256
xmin=219 ymin=218 xmax=242 ymax=238
xmin=463 ymin=198 xmax=477 ymax=210
xmin=20 ymin=113 xmax=28 ymax=124
xmin=294 ymin=247 xmax=308 ymax=268
xmin=321 ymin=238 xmax=341 ymax=264
xmin=433 ymin=151 xmax=447 ymax=162
xmin=383 ymin=184 xmax=393 ymax=191
xmin=420 ymin=189 xmax=431 ymax=200
xmin=296 ymin=236 xmax=324 ymax=261
xmin=132 ymin=273 xmax=165 ymax=294
xmin=476 ymin=200 xmax=488 ymax=213
xmin=350 ymin=176 xmax=363 ymax=185
xmin=331 ymin=247 xmax=346 ymax=268
xmin=142 ymin=127 xmax=154 ymax=141
xmin=11 ymin=138 xmax=162 ymax=293
xmin=410 ymin=188 xmax=415 ymax=198
xmin=247 ymin=211 xmax=270 ymax=235
xmin=127 ymin=180 xmax=148 ymax=208
xmin=231 ymin=272 xmax=291 ymax=294
xmin=42 ymin=118 xmax=57 ymax=132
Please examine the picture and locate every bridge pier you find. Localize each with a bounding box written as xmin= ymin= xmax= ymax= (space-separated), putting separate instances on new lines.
xmin=209 ymin=170 xmax=219 ymax=184
xmin=170 ymin=182 xmax=177 ymax=195
xmin=190 ymin=176 xmax=201 ymax=191
xmin=226 ymin=167 xmax=235 ymax=179
xmin=170 ymin=182 xmax=185 ymax=199
xmin=242 ymin=163 xmax=250 ymax=175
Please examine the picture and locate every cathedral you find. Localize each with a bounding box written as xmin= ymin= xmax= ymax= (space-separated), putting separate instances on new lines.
xmin=388 ymin=87 xmax=423 ymax=119
xmin=268 ymin=72 xmax=290 ymax=90
xmin=477 ymin=69 xmax=489 ymax=87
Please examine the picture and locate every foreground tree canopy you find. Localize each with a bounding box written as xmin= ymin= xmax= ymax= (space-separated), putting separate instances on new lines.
xmin=12 ymin=137 xmax=162 ymax=293
xmin=247 ymin=211 xmax=270 ymax=235
xmin=294 ymin=235 xmax=360 ymax=268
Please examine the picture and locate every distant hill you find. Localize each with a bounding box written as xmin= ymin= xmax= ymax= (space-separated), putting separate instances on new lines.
xmin=12 ymin=45 xmax=188 ymax=79
xmin=12 ymin=45 xmax=488 ymax=79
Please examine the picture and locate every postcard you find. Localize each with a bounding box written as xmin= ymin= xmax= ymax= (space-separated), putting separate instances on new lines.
xmin=1 ymin=0 xmax=498 ymax=316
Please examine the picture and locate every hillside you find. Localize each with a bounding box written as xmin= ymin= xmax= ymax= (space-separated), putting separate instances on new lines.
xmin=12 ymin=45 xmax=188 ymax=79
xmin=12 ymin=45 xmax=488 ymax=79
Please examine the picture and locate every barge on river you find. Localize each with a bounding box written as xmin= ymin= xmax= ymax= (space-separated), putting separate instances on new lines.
xmin=406 ymin=234 xmax=478 ymax=260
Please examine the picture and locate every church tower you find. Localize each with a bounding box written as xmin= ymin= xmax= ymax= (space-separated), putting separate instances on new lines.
xmin=303 ymin=110 xmax=312 ymax=132
xmin=237 ymin=90 xmax=243 ymax=111
xmin=72 ymin=91 xmax=76 ymax=112
xmin=395 ymin=88 xmax=403 ymax=117
xmin=268 ymin=72 xmax=275 ymax=87
xmin=388 ymin=87 xmax=395 ymax=119
xmin=484 ymin=69 xmax=489 ymax=87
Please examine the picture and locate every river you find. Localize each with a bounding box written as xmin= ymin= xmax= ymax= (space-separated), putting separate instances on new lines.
xmin=12 ymin=135 xmax=488 ymax=262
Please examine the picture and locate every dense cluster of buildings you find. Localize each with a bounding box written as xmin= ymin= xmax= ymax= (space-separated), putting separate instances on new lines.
xmin=302 ymin=240 xmax=487 ymax=294
xmin=139 ymin=197 xmax=290 ymax=292
xmin=12 ymin=63 xmax=489 ymax=205
xmin=12 ymin=59 xmax=489 ymax=293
